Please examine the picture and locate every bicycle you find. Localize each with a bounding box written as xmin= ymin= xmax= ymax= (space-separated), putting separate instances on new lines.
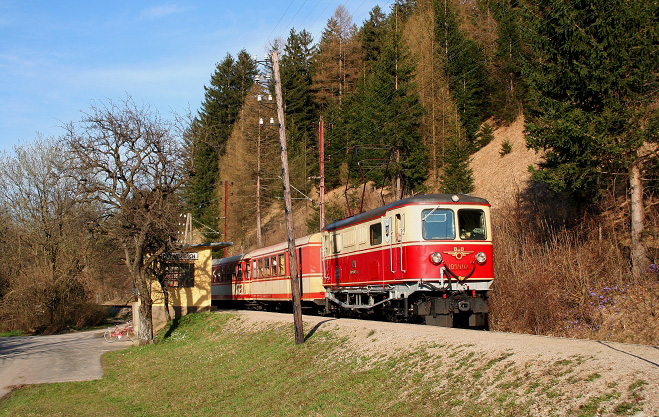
xmin=103 ymin=321 xmax=136 ymax=342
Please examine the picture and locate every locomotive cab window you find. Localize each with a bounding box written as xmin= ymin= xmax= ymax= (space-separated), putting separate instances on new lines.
xmin=422 ymin=209 xmax=455 ymax=240
xmin=458 ymin=209 xmax=486 ymax=240
xmin=370 ymin=222 xmax=382 ymax=246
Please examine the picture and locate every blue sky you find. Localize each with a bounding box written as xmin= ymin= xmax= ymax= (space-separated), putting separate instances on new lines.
xmin=0 ymin=0 xmax=392 ymax=152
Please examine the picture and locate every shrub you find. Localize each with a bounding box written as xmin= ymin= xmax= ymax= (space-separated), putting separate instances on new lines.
xmin=500 ymin=140 xmax=512 ymax=156
xmin=489 ymin=198 xmax=659 ymax=345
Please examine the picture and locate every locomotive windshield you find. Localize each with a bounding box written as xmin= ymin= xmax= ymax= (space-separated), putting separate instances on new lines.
xmin=422 ymin=209 xmax=455 ymax=240
xmin=458 ymin=209 xmax=486 ymax=240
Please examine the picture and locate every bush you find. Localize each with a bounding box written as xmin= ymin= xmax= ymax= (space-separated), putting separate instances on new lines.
xmin=499 ymin=140 xmax=512 ymax=156
xmin=0 ymin=272 xmax=108 ymax=334
xmin=476 ymin=123 xmax=495 ymax=149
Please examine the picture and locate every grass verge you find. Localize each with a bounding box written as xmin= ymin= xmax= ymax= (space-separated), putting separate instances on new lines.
xmin=0 ymin=312 xmax=648 ymax=417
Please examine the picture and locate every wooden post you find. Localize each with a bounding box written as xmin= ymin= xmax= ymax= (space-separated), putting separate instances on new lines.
xmin=224 ymin=181 xmax=229 ymax=257
xmin=256 ymin=101 xmax=263 ymax=247
xmin=272 ymin=51 xmax=304 ymax=344
xmin=319 ymin=116 xmax=325 ymax=230
xmin=630 ymin=158 xmax=647 ymax=274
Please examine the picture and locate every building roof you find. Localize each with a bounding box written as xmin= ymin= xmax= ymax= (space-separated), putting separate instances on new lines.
xmin=180 ymin=242 xmax=234 ymax=252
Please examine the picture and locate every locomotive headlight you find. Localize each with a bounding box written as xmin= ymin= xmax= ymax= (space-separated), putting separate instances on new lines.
xmin=429 ymin=252 xmax=443 ymax=265
xmin=475 ymin=252 xmax=487 ymax=265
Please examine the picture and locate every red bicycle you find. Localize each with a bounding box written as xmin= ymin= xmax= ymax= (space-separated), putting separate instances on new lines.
xmin=104 ymin=321 xmax=136 ymax=342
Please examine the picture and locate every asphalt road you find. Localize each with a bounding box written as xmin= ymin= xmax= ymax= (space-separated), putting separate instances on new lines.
xmin=0 ymin=327 xmax=134 ymax=398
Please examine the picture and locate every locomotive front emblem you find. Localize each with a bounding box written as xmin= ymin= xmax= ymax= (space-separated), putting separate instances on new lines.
xmin=444 ymin=247 xmax=474 ymax=260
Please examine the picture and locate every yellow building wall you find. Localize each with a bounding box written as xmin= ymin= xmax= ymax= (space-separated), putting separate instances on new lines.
xmin=149 ymin=246 xmax=213 ymax=329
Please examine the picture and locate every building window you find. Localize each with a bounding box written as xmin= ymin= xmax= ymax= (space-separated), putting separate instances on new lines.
xmin=164 ymin=262 xmax=195 ymax=288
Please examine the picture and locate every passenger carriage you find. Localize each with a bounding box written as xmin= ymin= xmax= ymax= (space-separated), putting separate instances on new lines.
xmin=211 ymin=235 xmax=325 ymax=310
xmin=211 ymin=254 xmax=243 ymax=304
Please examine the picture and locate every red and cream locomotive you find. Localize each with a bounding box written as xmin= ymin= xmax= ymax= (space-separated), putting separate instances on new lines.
xmin=212 ymin=194 xmax=493 ymax=327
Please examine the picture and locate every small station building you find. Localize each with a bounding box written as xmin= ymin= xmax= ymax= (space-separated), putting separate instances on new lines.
xmin=134 ymin=242 xmax=232 ymax=330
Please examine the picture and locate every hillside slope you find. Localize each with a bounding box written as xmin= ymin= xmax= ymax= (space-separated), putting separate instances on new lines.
xmin=236 ymin=115 xmax=541 ymax=250
xmin=471 ymin=116 xmax=542 ymax=209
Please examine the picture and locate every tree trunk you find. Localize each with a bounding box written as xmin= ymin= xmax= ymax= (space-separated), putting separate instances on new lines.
xmin=630 ymin=159 xmax=647 ymax=274
xmin=137 ymin=292 xmax=154 ymax=344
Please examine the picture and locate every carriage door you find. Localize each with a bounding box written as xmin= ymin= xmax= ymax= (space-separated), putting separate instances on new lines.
xmin=395 ymin=213 xmax=405 ymax=277
xmin=242 ymin=260 xmax=251 ymax=298
xmin=386 ymin=213 xmax=405 ymax=280
xmin=383 ymin=216 xmax=395 ymax=282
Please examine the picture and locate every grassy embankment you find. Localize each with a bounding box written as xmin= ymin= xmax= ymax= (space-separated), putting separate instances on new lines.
xmin=0 ymin=330 xmax=24 ymax=337
xmin=0 ymin=312 xmax=648 ymax=417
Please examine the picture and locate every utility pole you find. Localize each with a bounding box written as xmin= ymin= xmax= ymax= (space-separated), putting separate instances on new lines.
xmin=319 ymin=116 xmax=325 ymax=230
xmin=272 ymin=50 xmax=304 ymax=344
xmin=224 ymin=181 xmax=229 ymax=257
xmin=256 ymin=96 xmax=264 ymax=248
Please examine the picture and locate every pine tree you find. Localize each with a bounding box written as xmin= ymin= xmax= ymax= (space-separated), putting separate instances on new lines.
xmin=359 ymin=6 xmax=388 ymax=71
xmin=489 ymin=0 xmax=524 ymax=124
xmin=440 ymin=133 xmax=474 ymax=194
xmin=312 ymin=6 xmax=363 ymax=107
xmin=280 ymin=29 xmax=318 ymax=191
xmin=434 ymin=0 xmax=489 ymax=142
xmin=184 ymin=51 xmax=257 ymax=236
xmin=523 ymin=0 xmax=659 ymax=270
xmin=405 ymin=0 xmax=461 ymax=191
xmin=524 ymin=0 xmax=658 ymax=200
xmin=351 ymin=7 xmax=428 ymax=195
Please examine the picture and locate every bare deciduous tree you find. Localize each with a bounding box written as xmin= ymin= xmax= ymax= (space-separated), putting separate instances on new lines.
xmin=0 ymin=137 xmax=104 ymax=333
xmin=65 ymin=97 xmax=187 ymax=343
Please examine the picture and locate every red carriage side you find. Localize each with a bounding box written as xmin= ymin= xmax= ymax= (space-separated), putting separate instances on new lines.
xmin=322 ymin=194 xmax=493 ymax=327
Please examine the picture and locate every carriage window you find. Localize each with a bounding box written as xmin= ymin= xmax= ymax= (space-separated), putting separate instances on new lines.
xmin=278 ymin=254 xmax=285 ymax=275
xmin=458 ymin=209 xmax=486 ymax=240
xmin=422 ymin=209 xmax=455 ymax=240
xmin=246 ymin=262 xmax=251 ymax=279
xmin=395 ymin=214 xmax=404 ymax=242
xmin=264 ymin=257 xmax=271 ymax=276
xmin=370 ymin=223 xmax=382 ymax=246
xmin=258 ymin=258 xmax=263 ymax=278
xmin=237 ymin=263 xmax=243 ymax=281
xmin=271 ymin=256 xmax=278 ymax=276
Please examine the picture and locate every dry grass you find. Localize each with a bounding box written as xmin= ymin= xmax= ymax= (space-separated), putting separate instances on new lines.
xmin=489 ymin=197 xmax=659 ymax=345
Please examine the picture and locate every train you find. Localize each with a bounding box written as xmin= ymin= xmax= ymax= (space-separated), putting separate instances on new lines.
xmin=211 ymin=194 xmax=493 ymax=327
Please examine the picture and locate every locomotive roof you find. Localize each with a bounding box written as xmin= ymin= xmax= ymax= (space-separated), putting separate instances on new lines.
xmin=322 ymin=194 xmax=490 ymax=232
